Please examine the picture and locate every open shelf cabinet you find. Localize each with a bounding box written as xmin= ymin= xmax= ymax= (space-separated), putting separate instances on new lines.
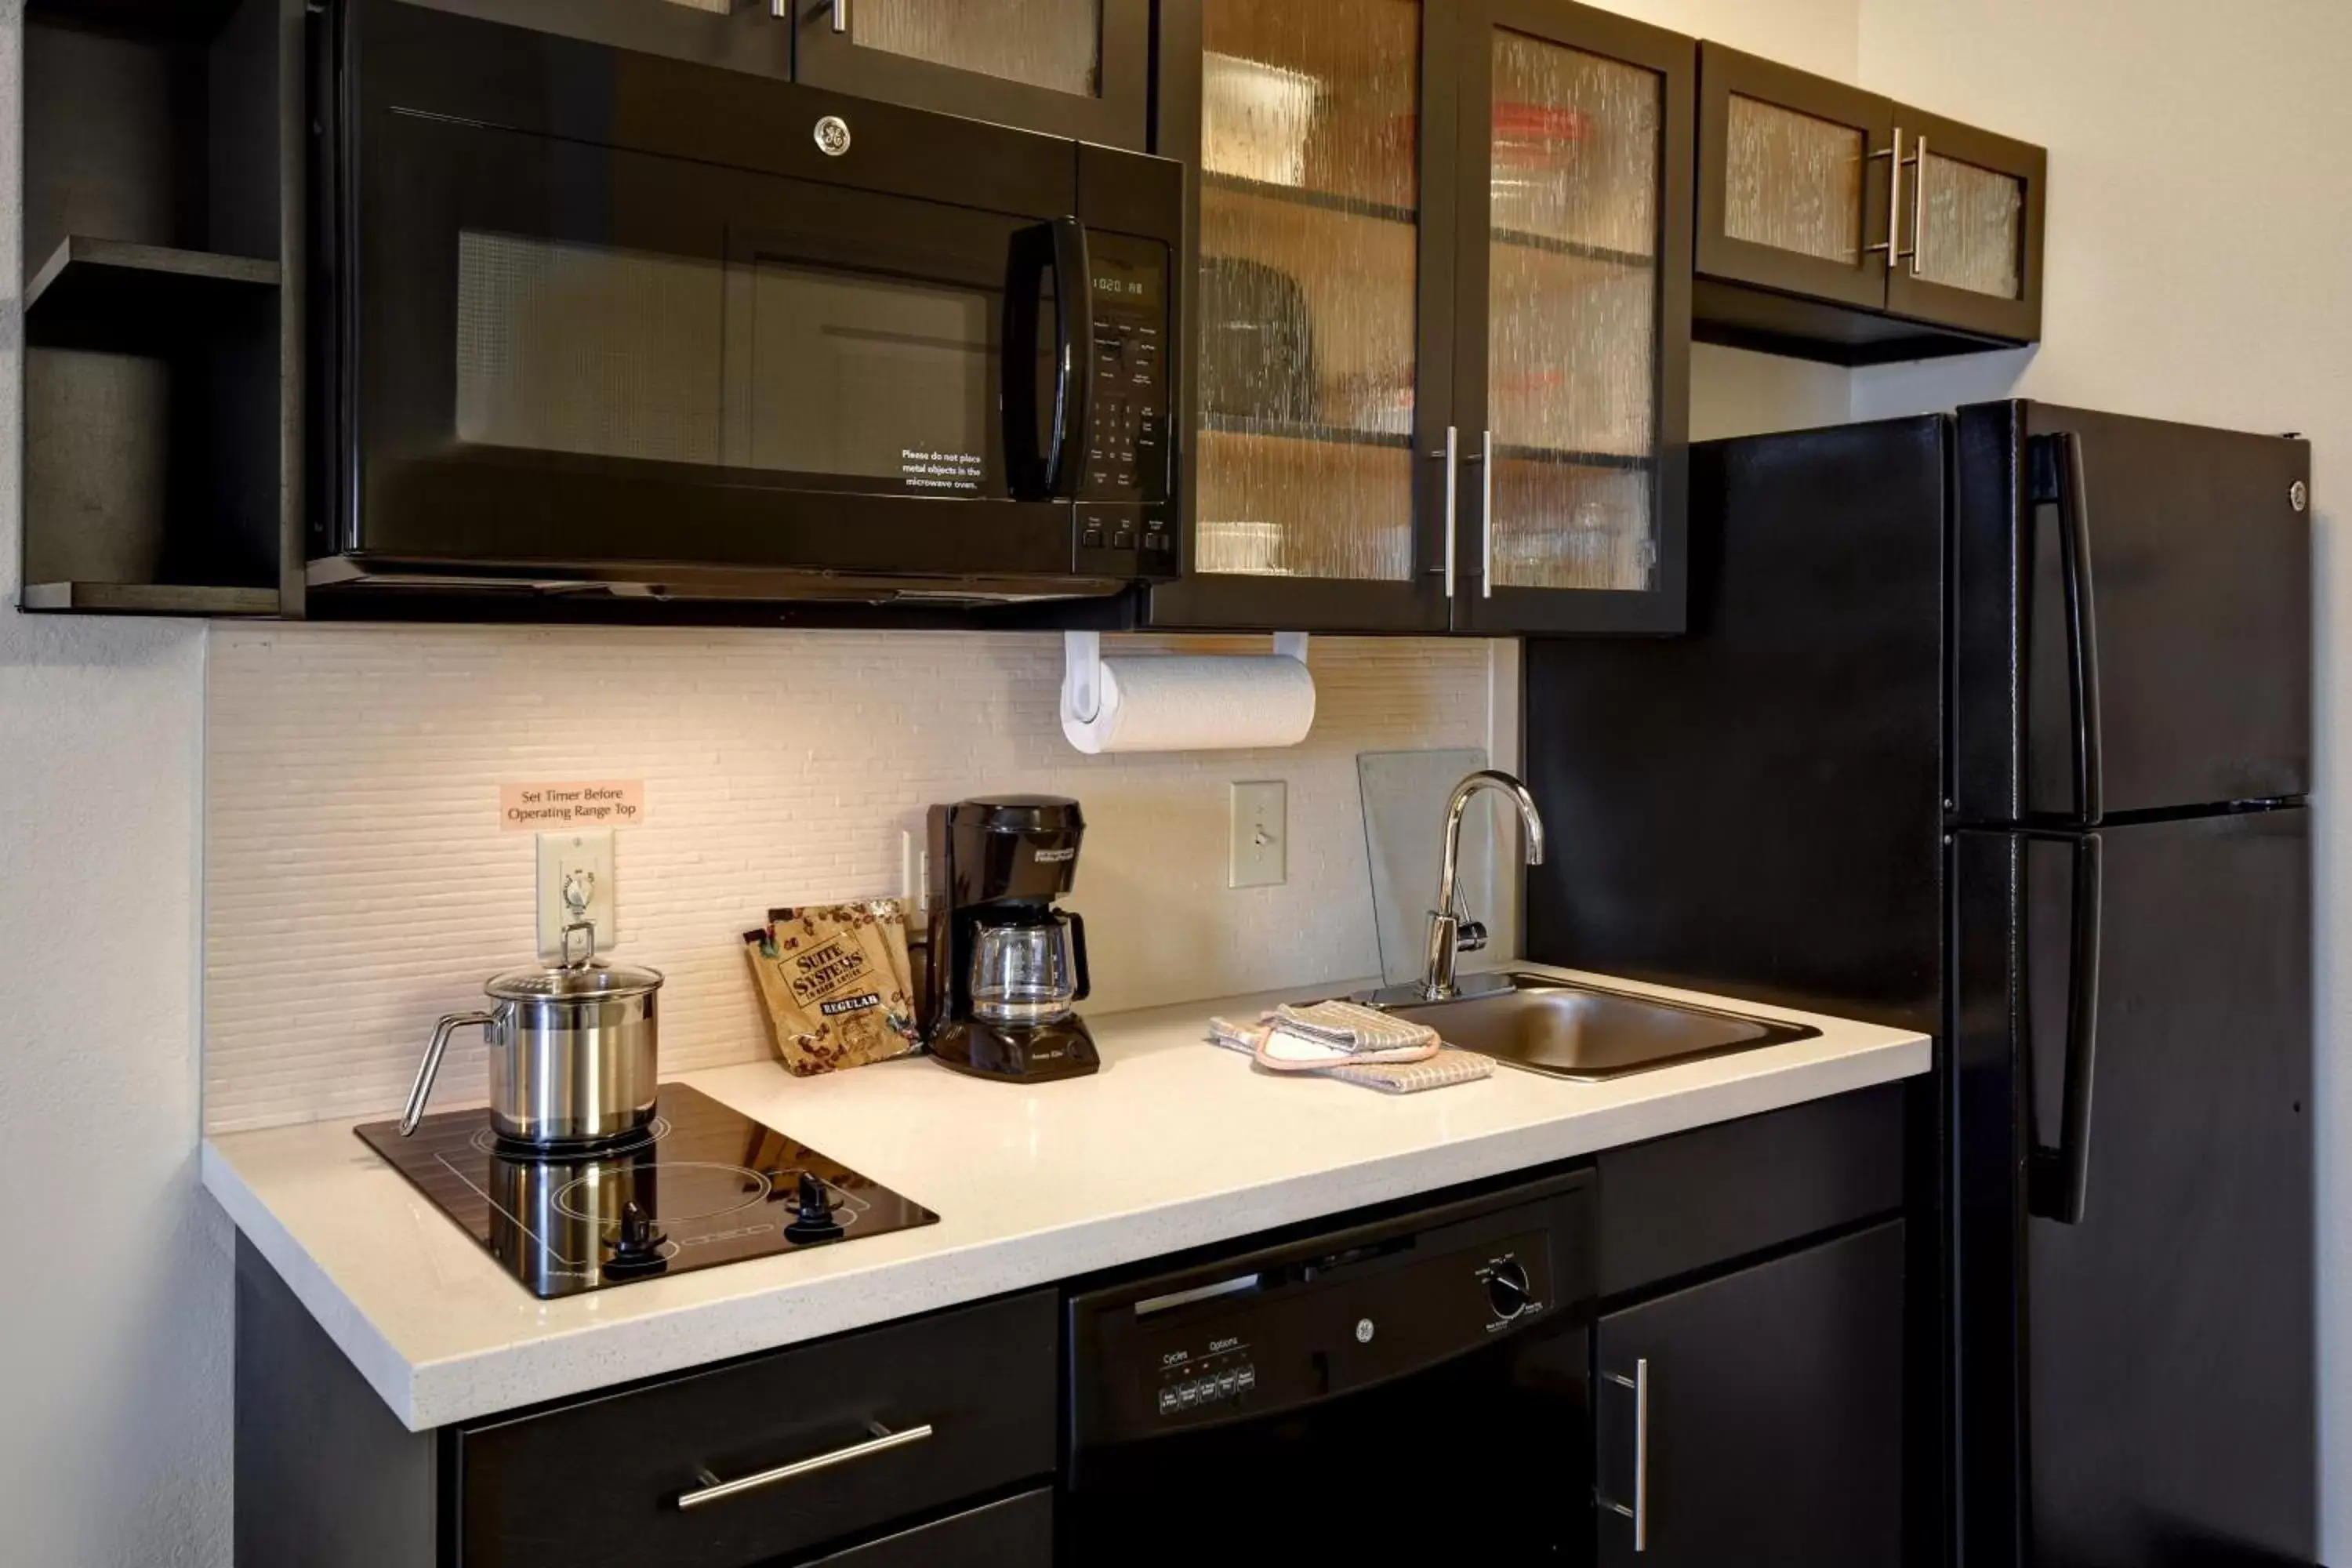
xmin=17 ymin=0 xmax=302 ymax=618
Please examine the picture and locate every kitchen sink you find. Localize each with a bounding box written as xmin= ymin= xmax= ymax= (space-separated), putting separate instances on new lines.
xmin=1381 ymin=972 xmax=1820 ymax=1081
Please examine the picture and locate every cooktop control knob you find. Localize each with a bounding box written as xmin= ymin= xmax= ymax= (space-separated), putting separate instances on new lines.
xmin=785 ymin=1172 xmax=847 ymax=1244
xmin=603 ymin=1200 xmax=670 ymax=1279
xmin=1486 ymin=1258 xmax=1531 ymax=1320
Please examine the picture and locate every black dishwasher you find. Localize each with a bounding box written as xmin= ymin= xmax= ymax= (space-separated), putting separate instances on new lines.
xmin=1062 ymin=1169 xmax=1595 ymax=1566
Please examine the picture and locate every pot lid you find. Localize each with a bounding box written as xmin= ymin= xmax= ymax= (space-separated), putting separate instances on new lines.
xmin=485 ymin=958 xmax=664 ymax=1002
xmin=485 ymin=921 xmax=662 ymax=1000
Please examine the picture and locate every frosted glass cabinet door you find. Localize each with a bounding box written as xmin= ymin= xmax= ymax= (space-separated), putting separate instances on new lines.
xmin=1696 ymin=44 xmax=1894 ymax=315
xmin=795 ymin=0 xmax=1153 ymax=149
xmin=1884 ymin=107 xmax=2045 ymax=344
xmin=1451 ymin=0 xmax=1691 ymax=634
xmin=1145 ymin=0 xmax=1458 ymax=633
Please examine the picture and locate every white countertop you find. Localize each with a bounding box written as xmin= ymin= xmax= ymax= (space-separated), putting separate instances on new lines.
xmin=202 ymin=964 xmax=1928 ymax=1432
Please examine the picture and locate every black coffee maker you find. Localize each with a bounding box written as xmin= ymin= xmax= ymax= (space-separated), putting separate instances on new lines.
xmin=925 ymin=796 xmax=1098 ymax=1083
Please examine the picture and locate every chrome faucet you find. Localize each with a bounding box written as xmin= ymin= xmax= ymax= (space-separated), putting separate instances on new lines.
xmin=1417 ymin=769 xmax=1547 ymax=1002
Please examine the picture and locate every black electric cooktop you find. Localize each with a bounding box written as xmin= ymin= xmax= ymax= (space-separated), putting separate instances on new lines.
xmin=355 ymin=1085 xmax=938 ymax=1298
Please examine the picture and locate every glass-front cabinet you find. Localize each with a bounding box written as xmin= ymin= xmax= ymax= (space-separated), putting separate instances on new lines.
xmin=405 ymin=0 xmax=1151 ymax=147
xmin=1693 ymin=43 xmax=2044 ymax=362
xmin=1451 ymin=0 xmax=1691 ymax=633
xmin=793 ymin=0 xmax=1153 ymax=149
xmin=1149 ymin=0 xmax=1690 ymax=633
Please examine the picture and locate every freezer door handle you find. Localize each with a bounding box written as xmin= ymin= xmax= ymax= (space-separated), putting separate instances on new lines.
xmin=2038 ymin=430 xmax=2106 ymax=823
xmin=2027 ymin=831 xmax=2103 ymax=1224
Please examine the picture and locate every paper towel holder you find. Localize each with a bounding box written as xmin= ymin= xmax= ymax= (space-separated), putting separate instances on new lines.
xmin=1062 ymin=630 xmax=1309 ymax=725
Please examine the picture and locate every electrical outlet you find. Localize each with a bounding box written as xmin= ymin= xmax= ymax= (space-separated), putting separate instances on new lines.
xmin=537 ymin=829 xmax=617 ymax=960
xmin=1229 ymin=781 xmax=1287 ymax=889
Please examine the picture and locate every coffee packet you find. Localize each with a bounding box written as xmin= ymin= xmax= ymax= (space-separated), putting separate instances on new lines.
xmin=770 ymin=898 xmax=915 ymax=1017
xmin=746 ymin=904 xmax=920 ymax=1076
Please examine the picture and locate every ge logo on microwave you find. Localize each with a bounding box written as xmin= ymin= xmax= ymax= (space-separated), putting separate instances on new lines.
xmin=813 ymin=115 xmax=852 ymax=158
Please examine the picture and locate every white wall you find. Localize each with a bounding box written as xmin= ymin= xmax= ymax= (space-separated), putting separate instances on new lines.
xmin=1849 ymin=1 xmax=2352 ymax=1555
xmin=0 ymin=7 xmax=231 ymax=1566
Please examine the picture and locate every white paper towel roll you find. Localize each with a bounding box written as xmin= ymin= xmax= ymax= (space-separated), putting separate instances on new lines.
xmin=1061 ymin=654 xmax=1317 ymax=754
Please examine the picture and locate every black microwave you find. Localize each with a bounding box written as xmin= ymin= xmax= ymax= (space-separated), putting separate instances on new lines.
xmin=309 ymin=0 xmax=1182 ymax=608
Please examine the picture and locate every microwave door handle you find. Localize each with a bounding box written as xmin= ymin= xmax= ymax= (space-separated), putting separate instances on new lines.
xmin=1044 ymin=216 xmax=1094 ymax=499
xmin=1001 ymin=223 xmax=1054 ymax=500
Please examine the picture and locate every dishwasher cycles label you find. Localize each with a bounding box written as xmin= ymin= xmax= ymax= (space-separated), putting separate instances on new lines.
xmin=1153 ymin=1342 xmax=1257 ymax=1418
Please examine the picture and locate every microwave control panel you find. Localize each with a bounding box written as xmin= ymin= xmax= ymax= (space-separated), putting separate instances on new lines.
xmin=1077 ymin=234 xmax=1175 ymax=580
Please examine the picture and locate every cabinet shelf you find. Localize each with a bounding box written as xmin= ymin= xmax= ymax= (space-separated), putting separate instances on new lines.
xmin=26 ymin=237 xmax=280 ymax=347
xmin=1201 ymin=171 xmax=1418 ymax=227
xmin=21 ymin=582 xmax=279 ymax=617
xmin=1496 ymin=442 xmax=1654 ymax=470
xmin=1490 ymin=226 xmax=1653 ymax=270
xmin=1199 ymin=413 xmax=1414 ymax=449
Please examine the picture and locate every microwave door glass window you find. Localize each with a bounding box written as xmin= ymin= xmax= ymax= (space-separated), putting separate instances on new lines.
xmin=453 ymin=230 xmax=1009 ymax=495
xmin=456 ymin=231 xmax=726 ymax=465
xmin=741 ymin=260 xmax=999 ymax=492
xmin=854 ymin=0 xmax=1102 ymax=97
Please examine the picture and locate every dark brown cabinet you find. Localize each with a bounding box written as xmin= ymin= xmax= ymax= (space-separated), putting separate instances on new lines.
xmin=1693 ymin=42 xmax=2045 ymax=364
xmin=390 ymin=0 xmax=1150 ymax=148
xmin=1148 ymin=0 xmax=1692 ymax=636
xmin=1595 ymin=1220 xmax=1907 ymax=1566
xmin=792 ymin=0 xmax=1152 ymax=151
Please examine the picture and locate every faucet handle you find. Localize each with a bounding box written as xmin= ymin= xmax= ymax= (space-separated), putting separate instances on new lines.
xmin=1456 ymin=920 xmax=1488 ymax=954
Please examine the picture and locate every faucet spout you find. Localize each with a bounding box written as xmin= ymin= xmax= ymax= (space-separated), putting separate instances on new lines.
xmin=1421 ymin=770 xmax=1547 ymax=1002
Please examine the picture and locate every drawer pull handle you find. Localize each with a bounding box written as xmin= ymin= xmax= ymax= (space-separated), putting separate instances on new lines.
xmin=677 ymin=1421 xmax=934 ymax=1511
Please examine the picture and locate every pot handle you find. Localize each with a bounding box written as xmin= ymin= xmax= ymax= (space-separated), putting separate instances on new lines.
xmin=399 ymin=1011 xmax=495 ymax=1136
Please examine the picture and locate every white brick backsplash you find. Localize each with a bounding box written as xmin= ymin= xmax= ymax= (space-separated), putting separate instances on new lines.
xmin=203 ymin=624 xmax=1497 ymax=1132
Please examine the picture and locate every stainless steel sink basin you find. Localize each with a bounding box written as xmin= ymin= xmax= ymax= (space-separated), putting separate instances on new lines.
xmin=1383 ymin=972 xmax=1820 ymax=1080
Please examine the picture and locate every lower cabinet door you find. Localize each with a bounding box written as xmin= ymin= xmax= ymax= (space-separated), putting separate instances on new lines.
xmin=804 ymin=1490 xmax=1051 ymax=1567
xmin=1595 ymin=1220 xmax=1905 ymax=1566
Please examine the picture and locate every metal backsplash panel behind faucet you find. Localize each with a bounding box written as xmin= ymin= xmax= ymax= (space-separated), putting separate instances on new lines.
xmin=1358 ymin=749 xmax=1493 ymax=989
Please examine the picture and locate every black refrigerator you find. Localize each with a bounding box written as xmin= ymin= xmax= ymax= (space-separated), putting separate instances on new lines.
xmin=1523 ymin=401 xmax=2314 ymax=1566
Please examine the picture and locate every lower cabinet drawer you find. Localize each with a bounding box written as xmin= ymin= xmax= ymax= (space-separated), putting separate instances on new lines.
xmin=805 ymin=1489 xmax=1052 ymax=1566
xmin=454 ymin=1290 xmax=1058 ymax=1568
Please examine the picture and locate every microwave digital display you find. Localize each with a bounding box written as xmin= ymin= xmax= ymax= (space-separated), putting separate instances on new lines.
xmin=1091 ymin=255 xmax=1162 ymax=313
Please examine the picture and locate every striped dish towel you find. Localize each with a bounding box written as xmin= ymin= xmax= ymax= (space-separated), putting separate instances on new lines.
xmin=1207 ymin=1011 xmax=1493 ymax=1094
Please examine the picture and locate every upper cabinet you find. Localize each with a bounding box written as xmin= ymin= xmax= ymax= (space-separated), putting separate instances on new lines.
xmin=396 ymin=0 xmax=1152 ymax=147
xmin=1147 ymin=0 xmax=1691 ymax=636
xmin=1450 ymin=0 xmax=1692 ymax=635
xmin=1693 ymin=43 xmax=2045 ymax=364
xmin=791 ymin=0 xmax=1152 ymax=148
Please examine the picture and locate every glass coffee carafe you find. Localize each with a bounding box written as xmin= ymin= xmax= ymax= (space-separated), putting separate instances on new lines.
xmin=969 ymin=911 xmax=1091 ymax=1028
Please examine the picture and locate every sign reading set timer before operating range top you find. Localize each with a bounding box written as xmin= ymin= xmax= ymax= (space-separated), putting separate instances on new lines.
xmin=500 ymin=780 xmax=645 ymax=830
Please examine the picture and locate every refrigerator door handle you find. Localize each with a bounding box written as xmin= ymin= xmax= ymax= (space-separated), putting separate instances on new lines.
xmin=2028 ymin=831 xmax=2103 ymax=1224
xmin=2048 ymin=430 xmax=2107 ymax=823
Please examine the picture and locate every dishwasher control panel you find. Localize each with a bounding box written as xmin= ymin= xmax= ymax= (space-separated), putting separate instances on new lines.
xmin=1066 ymin=1173 xmax=1592 ymax=1445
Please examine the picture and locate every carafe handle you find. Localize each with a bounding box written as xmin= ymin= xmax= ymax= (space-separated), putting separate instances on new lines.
xmin=1066 ymin=911 xmax=1090 ymax=1004
xmin=399 ymin=1011 xmax=495 ymax=1136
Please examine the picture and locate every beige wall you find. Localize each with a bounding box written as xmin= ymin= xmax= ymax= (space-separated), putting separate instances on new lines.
xmin=1849 ymin=0 xmax=2352 ymax=1552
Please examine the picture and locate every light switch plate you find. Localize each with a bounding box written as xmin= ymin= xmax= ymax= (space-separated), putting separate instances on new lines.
xmin=537 ymin=829 xmax=617 ymax=959
xmin=1229 ymin=780 xmax=1288 ymax=889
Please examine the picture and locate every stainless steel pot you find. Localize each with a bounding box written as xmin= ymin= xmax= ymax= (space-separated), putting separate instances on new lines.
xmin=398 ymin=922 xmax=665 ymax=1148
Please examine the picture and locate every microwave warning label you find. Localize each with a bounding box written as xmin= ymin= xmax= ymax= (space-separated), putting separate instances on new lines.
xmin=902 ymin=448 xmax=984 ymax=492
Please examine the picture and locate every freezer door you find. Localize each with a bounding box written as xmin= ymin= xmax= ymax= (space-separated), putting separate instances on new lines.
xmin=1951 ymin=401 xmax=2310 ymax=823
xmin=1949 ymin=810 xmax=2314 ymax=1566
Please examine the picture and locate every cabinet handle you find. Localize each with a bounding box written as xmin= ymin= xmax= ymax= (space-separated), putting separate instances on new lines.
xmin=676 ymin=1421 xmax=932 ymax=1511
xmin=1440 ymin=425 xmax=1459 ymax=598
xmin=1866 ymin=126 xmax=1903 ymax=262
xmin=1597 ymin=1359 xmax=1650 ymax=1552
xmin=1907 ymin=132 xmax=1929 ymax=274
xmin=1479 ymin=428 xmax=1495 ymax=599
